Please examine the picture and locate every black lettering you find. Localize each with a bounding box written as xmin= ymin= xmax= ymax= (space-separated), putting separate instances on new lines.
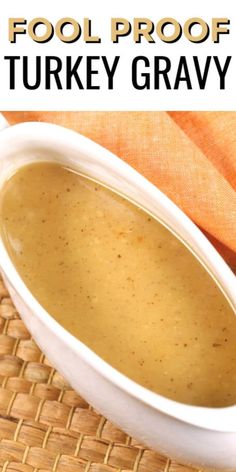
xmin=87 ymin=56 xmax=100 ymax=89
xmin=213 ymin=56 xmax=231 ymax=89
xmin=154 ymin=56 xmax=171 ymax=89
xmin=102 ymin=56 xmax=120 ymax=89
xmin=174 ymin=57 xmax=192 ymax=89
xmin=4 ymin=56 xmax=20 ymax=89
xmin=23 ymin=56 xmax=41 ymax=90
xmin=45 ymin=56 xmax=62 ymax=89
xmin=193 ymin=56 xmax=211 ymax=89
xmin=66 ymin=56 xmax=83 ymax=89
xmin=132 ymin=56 xmax=150 ymax=90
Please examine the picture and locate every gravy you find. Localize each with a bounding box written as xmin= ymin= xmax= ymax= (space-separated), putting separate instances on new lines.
xmin=0 ymin=162 xmax=235 ymax=407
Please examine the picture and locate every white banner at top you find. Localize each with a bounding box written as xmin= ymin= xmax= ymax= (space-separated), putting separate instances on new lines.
xmin=0 ymin=0 xmax=235 ymax=110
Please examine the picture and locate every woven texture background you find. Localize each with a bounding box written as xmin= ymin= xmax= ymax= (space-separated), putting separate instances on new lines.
xmin=0 ymin=277 xmax=199 ymax=472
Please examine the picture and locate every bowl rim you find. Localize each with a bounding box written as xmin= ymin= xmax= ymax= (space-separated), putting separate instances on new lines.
xmin=0 ymin=120 xmax=235 ymax=432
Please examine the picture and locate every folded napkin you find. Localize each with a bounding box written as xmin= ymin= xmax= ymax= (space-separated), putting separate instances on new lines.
xmin=4 ymin=111 xmax=236 ymax=271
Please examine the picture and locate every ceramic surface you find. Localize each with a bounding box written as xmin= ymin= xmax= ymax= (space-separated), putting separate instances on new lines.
xmin=0 ymin=116 xmax=235 ymax=470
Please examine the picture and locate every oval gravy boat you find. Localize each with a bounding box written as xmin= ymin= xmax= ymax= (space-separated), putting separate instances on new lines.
xmin=0 ymin=114 xmax=235 ymax=471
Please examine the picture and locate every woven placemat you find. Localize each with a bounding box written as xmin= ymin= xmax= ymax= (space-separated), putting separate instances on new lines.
xmin=0 ymin=277 xmax=200 ymax=472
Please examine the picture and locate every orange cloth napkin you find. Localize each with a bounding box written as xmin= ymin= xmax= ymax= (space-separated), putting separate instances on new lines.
xmin=4 ymin=111 xmax=236 ymax=271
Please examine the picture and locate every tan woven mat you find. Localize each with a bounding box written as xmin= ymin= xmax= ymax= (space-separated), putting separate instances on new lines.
xmin=0 ymin=277 xmax=200 ymax=472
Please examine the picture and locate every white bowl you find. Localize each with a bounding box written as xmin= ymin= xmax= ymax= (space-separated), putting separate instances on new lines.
xmin=0 ymin=115 xmax=235 ymax=471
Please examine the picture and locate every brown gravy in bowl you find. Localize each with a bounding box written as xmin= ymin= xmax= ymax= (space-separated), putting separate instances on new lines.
xmin=0 ymin=162 xmax=235 ymax=407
